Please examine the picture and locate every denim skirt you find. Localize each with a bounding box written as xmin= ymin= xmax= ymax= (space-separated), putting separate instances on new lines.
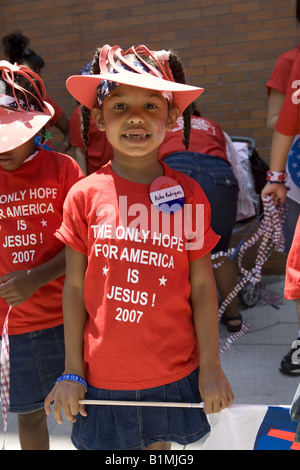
xmin=164 ymin=152 xmax=239 ymax=253
xmin=71 ymin=368 xmax=210 ymax=450
xmin=7 ymin=324 xmax=65 ymax=414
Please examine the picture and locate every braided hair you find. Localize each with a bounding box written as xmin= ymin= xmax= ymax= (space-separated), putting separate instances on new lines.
xmin=81 ymin=48 xmax=101 ymax=147
xmin=168 ymin=51 xmax=191 ymax=149
xmin=80 ymin=47 xmax=192 ymax=149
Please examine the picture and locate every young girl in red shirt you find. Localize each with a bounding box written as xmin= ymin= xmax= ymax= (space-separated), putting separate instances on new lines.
xmin=263 ymin=1 xmax=300 ymax=375
xmin=45 ymin=44 xmax=233 ymax=450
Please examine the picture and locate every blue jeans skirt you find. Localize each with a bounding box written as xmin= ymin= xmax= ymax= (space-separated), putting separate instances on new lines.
xmin=71 ymin=368 xmax=210 ymax=450
xmin=7 ymin=324 xmax=65 ymax=414
xmin=164 ymin=152 xmax=239 ymax=253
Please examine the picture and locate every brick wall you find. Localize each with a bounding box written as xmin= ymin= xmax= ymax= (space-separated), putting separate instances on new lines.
xmin=2 ymin=0 xmax=299 ymax=274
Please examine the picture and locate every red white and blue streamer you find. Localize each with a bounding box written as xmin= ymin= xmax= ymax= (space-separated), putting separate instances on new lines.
xmin=0 ymin=306 xmax=11 ymax=450
xmin=212 ymin=196 xmax=286 ymax=353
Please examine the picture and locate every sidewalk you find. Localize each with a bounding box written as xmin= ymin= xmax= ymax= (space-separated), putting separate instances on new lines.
xmin=1 ymin=275 xmax=299 ymax=450
xmin=219 ymin=274 xmax=299 ymax=408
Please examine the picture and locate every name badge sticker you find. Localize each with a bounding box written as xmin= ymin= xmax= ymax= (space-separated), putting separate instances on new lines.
xmin=150 ymin=176 xmax=185 ymax=213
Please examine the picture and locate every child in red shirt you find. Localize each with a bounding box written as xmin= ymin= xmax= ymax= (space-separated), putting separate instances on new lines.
xmin=0 ymin=61 xmax=83 ymax=449
xmin=45 ymin=44 xmax=233 ymax=451
xmin=262 ymin=48 xmax=300 ymax=375
xmin=263 ymin=1 xmax=300 ymax=375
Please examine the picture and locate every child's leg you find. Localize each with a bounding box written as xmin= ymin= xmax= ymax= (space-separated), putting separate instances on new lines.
xmin=146 ymin=441 xmax=171 ymax=450
xmin=18 ymin=409 xmax=49 ymax=450
xmin=214 ymin=257 xmax=241 ymax=329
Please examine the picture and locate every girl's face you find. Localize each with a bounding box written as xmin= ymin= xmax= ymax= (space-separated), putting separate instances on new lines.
xmin=0 ymin=137 xmax=35 ymax=171
xmin=92 ymin=84 xmax=179 ymax=162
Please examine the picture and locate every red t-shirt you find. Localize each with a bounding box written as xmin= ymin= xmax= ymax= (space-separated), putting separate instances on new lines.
xmin=266 ymin=47 xmax=300 ymax=96
xmin=276 ymin=52 xmax=300 ymax=136
xmin=158 ymin=116 xmax=228 ymax=162
xmin=69 ymin=105 xmax=113 ymax=175
xmin=56 ymin=161 xmax=219 ymax=390
xmin=0 ymin=149 xmax=83 ymax=334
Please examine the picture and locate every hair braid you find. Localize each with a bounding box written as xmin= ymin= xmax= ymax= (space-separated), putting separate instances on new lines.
xmin=81 ymin=48 xmax=101 ymax=147
xmin=168 ymin=52 xmax=191 ymax=149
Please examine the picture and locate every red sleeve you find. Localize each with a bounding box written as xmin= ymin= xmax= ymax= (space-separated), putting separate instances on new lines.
xmin=276 ymin=54 xmax=300 ymax=136
xmin=56 ymin=181 xmax=88 ymax=255
xmin=266 ymin=48 xmax=299 ymax=96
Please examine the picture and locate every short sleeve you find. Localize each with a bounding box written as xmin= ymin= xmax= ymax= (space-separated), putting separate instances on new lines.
xmin=56 ymin=184 xmax=88 ymax=255
xmin=276 ymin=54 xmax=300 ymax=136
xmin=266 ymin=50 xmax=298 ymax=96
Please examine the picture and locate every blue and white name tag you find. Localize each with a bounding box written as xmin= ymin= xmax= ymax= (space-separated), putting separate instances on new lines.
xmin=150 ymin=176 xmax=185 ymax=213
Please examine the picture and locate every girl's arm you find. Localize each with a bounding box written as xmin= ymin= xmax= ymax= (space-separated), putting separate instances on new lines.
xmin=261 ymin=130 xmax=293 ymax=204
xmin=44 ymin=246 xmax=88 ymax=424
xmin=266 ymin=89 xmax=285 ymax=130
xmin=0 ymin=248 xmax=66 ymax=306
xmin=189 ymin=253 xmax=234 ymax=414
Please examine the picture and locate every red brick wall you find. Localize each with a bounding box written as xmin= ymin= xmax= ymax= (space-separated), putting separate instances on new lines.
xmin=2 ymin=0 xmax=299 ymax=273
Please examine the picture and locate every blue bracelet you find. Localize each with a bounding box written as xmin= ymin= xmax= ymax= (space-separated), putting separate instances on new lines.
xmin=56 ymin=374 xmax=88 ymax=392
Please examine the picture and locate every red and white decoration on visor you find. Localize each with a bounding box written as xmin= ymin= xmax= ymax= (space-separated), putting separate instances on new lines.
xmin=0 ymin=61 xmax=54 ymax=153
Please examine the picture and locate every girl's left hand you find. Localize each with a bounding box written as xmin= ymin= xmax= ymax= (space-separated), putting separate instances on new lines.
xmin=261 ymin=182 xmax=288 ymax=206
xmin=0 ymin=269 xmax=41 ymax=306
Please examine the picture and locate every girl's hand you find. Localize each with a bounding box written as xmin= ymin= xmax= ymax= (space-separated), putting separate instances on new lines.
xmin=198 ymin=364 xmax=234 ymax=414
xmin=261 ymin=182 xmax=288 ymax=206
xmin=44 ymin=380 xmax=87 ymax=424
xmin=0 ymin=270 xmax=42 ymax=306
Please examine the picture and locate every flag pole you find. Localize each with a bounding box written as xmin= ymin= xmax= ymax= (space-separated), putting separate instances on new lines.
xmin=79 ymin=399 xmax=204 ymax=408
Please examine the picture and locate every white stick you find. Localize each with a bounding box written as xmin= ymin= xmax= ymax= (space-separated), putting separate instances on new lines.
xmin=78 ymin=401 xmax=282 ymax=411
xmin=79 ymin=399 xmax=204 ymax=408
